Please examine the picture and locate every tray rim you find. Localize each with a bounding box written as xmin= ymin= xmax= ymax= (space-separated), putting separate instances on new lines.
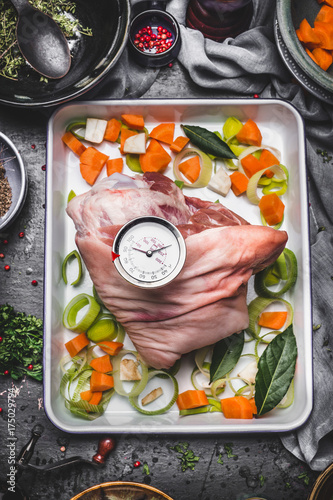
xmin=44 ymin=97 xmax=313 ymax=434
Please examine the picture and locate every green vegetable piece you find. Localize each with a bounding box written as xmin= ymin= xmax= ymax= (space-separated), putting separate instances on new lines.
xmin=262 ymin=179 xmax=288 ymax=196
xmin=66 ymin=121 xmax=86 ymax=140
xmin=62 ymin=249 xmax=83 ymax=286
xmin=63 ymin=293 xmax=101 ymax=333
xmin=210 ymin=331 xmax=244 ymax=383
xmin=222 ymin=117 xmax=243 ymax=139
xmin=181 ymin=124 xmax=237 ymax=159
xmin=255 ymin=325 xmax=297 ymax=416
xmin=67 ymin=189 xmax=76 ymax=203
xmin=273 ymin=251 xmax=288 ymax=280
xmin=87 ymin=314 xmax=118 ymax=342
xmin=126 ymin=153 xmax=143 ymax=173
xmin=174 ymin=180 xmax=184 ymax=189
xmin=254 ymin=248 xmax=298 ymax=298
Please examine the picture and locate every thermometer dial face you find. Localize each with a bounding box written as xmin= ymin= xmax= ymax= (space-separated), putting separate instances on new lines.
xmin=112 ymin=216 xmax=186 ymax=288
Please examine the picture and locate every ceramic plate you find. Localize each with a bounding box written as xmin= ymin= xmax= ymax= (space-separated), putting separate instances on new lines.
xmin=70 ymin=481 xmax=174 ymax=500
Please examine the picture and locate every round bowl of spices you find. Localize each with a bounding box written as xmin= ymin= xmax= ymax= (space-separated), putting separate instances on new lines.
xmin=0 ymin=132 xmax=27 ymax=232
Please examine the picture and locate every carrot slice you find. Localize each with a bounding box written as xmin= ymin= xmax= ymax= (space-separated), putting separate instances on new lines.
xmin=90 ymin=354 xmax=113 ymax=373
xmin=259 ymin=149 xmax=280 ymax=178
xmin=176 ymin=390 xmax=209 ymax=410
xmin=97 ymin=341 xmax=124 ymax=356
xmin=149 ymin=123 xmax=175 ymax=145
xmin=146 ymin=138 xmax=169 ymax=154
xmin=80 ymin=389 xmax=93 ymax=401
xmin=65 ymin=332 xmax=90 ymax=358
xmin=298 ymin=18 xmax=323 ymax=49
xmin=248 ymin=397 xmax=257 ymax=415
xmin=106 ymin=157 xmax=123 ymax=176
xmin=170 ymin=136 xmax=190 ymax=153
xmin=241 ymin=154 xmax=263 ymax=178
xmin=90 ymin=371 xmax=114 ymax=392
xmin=316 ymin=5 xmax=333 ymax=23
xmin=318 ymin=0 xmax=333 ymax=5
xmin=258 ymin=311 xmax=288 ymax=330
xmin=121 ymin=114 xmax=145 ymax=130
xmin=230 ymin=171 xmax=249 ymax=196
xmin=312 ymin=47 xmax=333 ymax=70
xmin=305 ymin=47 xmax=319 ymax=63
xmin=88 ymin=391 xmax=103 ymax=406
xmin=314 ymin=20 xmax=333 ymax=49
xmin=104 ymin=118 xmax=122 ymax=142
xmin=258 ymin=193 xmax=285 ymax=226
xmin=140 ymin=152 xmax=171 ymax=173
xmin=79 ymin=147 xmax=109 ymax=185
xmin=221 ymin=396 xmax=254 ymax=419
xmin=120 ymin=128 xmax=138 ymax=154
xmin=179 ymin=155 xmax=201 ymax=183
xmin=62 ymin=131 xmax=86 ymax=156
xmin=236 ymin=119 xmax=262 ymax=147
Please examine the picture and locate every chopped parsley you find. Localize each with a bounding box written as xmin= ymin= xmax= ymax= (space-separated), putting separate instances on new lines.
xmin=217 ymin=453 xmax=224 ymax=465
xmin=143 ymin=463 xmax=150 ymax=475
xmin=170 ymin=442 xmax=200 ymax=472
xmin=298 ymin=472 xmax=310 ymax=486
xmin=224 ymin=443 xmax=237 ymax=459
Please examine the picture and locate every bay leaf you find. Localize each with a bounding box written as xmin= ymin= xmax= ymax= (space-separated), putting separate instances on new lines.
xmin=255 ymin=325 xmax=297 ymax=416
xmin=210 ymin=331 xmax=244 ymax=383
xmin=181 ymin=125 xmax=237 ymax=159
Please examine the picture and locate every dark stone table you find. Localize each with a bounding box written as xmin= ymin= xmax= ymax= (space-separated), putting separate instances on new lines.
xmin=0 ymin=62 xmax=320 ymax=500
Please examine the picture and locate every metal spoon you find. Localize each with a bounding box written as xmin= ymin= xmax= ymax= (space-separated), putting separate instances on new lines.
xmin=10 ymin=0 xmax=71 ymax=79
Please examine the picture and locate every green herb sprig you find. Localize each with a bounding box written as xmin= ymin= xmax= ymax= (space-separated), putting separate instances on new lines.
xmin=0 ymin=304 xmax=43 ymax=381
xmin=170 ymin=442 xmax=200 ymax=472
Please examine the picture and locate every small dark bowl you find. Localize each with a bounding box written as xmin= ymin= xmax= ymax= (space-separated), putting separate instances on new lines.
xmin=129 ymin=9 xmax=181 ymax=68
xmin=0 ymin=0 xmax=130 ymax=108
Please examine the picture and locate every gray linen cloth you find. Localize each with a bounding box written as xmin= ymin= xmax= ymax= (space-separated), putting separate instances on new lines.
xmin=166 ymin=0 xmax=333 ymax=472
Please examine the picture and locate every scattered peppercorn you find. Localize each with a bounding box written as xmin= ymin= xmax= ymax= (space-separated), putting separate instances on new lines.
xmin=3 ymin=239 xmax=8 ymax=244
xmin=3 ymin=370 xmax=9 ymax=375
xmin=4 ymin=265 xmax=10 ymax=271
xmin=253 ymin=94 xmax=259 ymax=98
xmin=19 ymin=231 xmax=25 ymax=238
xmin=316 ymin=148 xmax=332 ymax=163
xmin=0 ymin=253 xmax=4 ymax=259
xmin=133 ymin=24 xmax=174 ymax=53
xmin=31 ymin=280 xmax=38 ymax=286
xmin=41 ymin=165 xmax=46 ymax=171
xmin=27 ymin=364 xmax=33 ymax=370
xmin=134 ymin=460 xmax=141 ymax=468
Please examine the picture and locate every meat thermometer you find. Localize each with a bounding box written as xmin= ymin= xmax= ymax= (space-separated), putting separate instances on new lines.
xmin=112 ymin=216 xmax=186 ymax=288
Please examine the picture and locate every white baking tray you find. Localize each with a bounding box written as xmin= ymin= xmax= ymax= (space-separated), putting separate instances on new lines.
xmin=44 ymin=99 xmax=312 ymax=434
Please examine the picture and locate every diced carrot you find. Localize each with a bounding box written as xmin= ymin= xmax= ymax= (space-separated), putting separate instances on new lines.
xmin=62 ymin=131 xmax=86 ymax=156
xmin=80 ymin=389 xmax=93 ymax=401
xmin=90 ymin=354 xmax=113 ymax=373
xmin=258 ymin=311 xmax=288 ymax=330
xmin=140 ymin=152 xmax=171 ymax=173
xmin=296 ymin=28 xmax=304 ymax=43
xmin=318 ymin=0 xmax=333 ymax=5
xmin=90 ymin=371 xmax=114 ymax=392
xmin=88 ymin=391 xmax=103 ymax=406
xmin=258 ymin=193 xmax=285 ymax=226
xmin=104 ymin=118 xmax=122 ymax=142
xmin=97 ymin=341 xmax=124 ymax=356
xmin=65 ymin=332 xmax=90 ymax=358
xmin=120 ymin=128 xmax=138 ymax=154
xmin=313 ymin=21 xmax=333 ymax=49
xmin=248 ymin=397 xmax=257 ymax=415
xmin=312 ymin=47 xmax=333 ymax=69
xmin=230 ymin=171 xmax=249 ymax=196
xmin=241 ymin=154 xmax=263 ymax=178
xmin=170 ymin=136 xmax=190 ymax=153
xmin=146 ymin=138 xmax=169 ymax=154
xmin=121 ymin=114 xmax=145 ymax=130
xmin=305 ymin=47 xmax=319 ymax=64
xmin=220 ymin=396 xmax=254 ymax=419
xmin=106 ymin=157 xmax=123 ymax=176
xmin=259 ymin=149 xmax=280 ymax=178
xmin=176 ymin=390 xmax=209 ymax=410
xmin=298 ymin=18 xmax=323 ymax=49
xmin=179 ymin=155 xmax=201 ymax=183
xmin=236 ymin=119 xmax=262 ymax=147
xmin=149 ymin=123 xmax=175 ymax=145
xmin=79 ymin=147 xmax=109 ymax=185
xmin=315 ymin=5 xmax=333 ymax=24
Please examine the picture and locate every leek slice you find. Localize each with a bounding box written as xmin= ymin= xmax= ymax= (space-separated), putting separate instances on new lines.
xmin=87 ymin=313 xmax=118 ymax=342
xmin=173 ymin=148 xmax=213 ymax=188
xmin=62 ymin=250 xmax=83 ymax=286
xmin=129 ymin=369 xmax=179 ymax=415
xmin=247 ymin=164 xmax=287 ymax=205
xmin=179 ymin=404 xmax=221 ymax=416
xmin=246 ymin=297 xmax=293 ymax=340
xmin=126 ymin=153 xmax=143 ymax=173
xmin=66 ymin=121 xmax=86 ymax=140
xmin=63 ymin=293 xmax=101 ymax=333
xmin=255 ymin=248 xmax=298 ymax=298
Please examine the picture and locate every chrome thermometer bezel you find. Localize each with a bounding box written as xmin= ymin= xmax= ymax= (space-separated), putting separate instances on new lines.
xmin=112 ymin=216 xmax=186 ymax=288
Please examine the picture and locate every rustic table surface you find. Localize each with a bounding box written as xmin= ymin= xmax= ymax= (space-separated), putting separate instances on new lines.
xmin=0 ymin=61 xmax=319 ymax=500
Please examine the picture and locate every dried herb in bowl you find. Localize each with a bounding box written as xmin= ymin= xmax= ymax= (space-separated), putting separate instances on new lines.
xmin=0 ymin=157 xmax=12 ymax=218
xmin=0 ymin=304 xmax=43 ymax=381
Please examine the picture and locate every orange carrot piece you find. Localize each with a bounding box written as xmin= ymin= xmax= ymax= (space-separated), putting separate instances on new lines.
xmin=298 ymin=18 xmax=323 ymax=49
xmin=120 ymin=128 xmax=138 ymax=154
xmin=248 ymin=397 xmax=257 ymax=415
xmin=306 ymin=47 xmax=319 ymax=63
xmin=65 ymin=332 xmax=90 ymax=358
xmin=230 ymin=171 xmax=249 ymax=196
xmin=296 ymin=28 xmax=304 ymax=43
xmin=140 ymin=152 xmax=171 ymax=173
xmin=221 ymin=396 xmax=254 ymax=419
xmin=146 ymin=138 xmax=169 ymax=154
xmin=318 ymin=0 xmax=333 ymax=5
xmin=149 ymin=123 xmax=175 ymax=145
xmin=104 ymin=118 xmax=122 ymax=142
xmin=259 ymin=149 xmax=280 ymax=178
xmin=170 ymin=136 xmax=190 ymax=153
xmin=80 ymin=389 xmax=93 ymax=401
xmin=176 ymin=390 xmax=209 ymax=411
xmin=316 ymin=5 xmax=333 ymax=23
xmin=79 ymin=147 xmax=109 ymax=185
xmin=258 ymin=311 xmax=288 ymax=330
xmin=236 ymin=119 xmax=262 ymax=147
xmin=88 ymin=391 xmax=103 ymax=406
xmin=314 ymin=21 xmax=333 ymax=49
xmin=97 ymin=341 xmax=124 ymax=356
xmin=258 ymin=193 xmax=285 ymax=226
xmin=106 ymin=157 xmax=123 ymax=176
xmin=90 ymin=371 xmax=114 ymax=392
xmin=312 ymin=47 xmax=333 ymax=69
xmin=179 ymin=155 xmax=201 ymax=183
xmin=90 ymin=354 xmax=113 ymax=373
xmin=62 ymin=131 xmax=86 ymax=156
xmin=121 ymin=114 xmax=145 ymax=130
xmin=241 ymin=154 xmax=263 ymax=178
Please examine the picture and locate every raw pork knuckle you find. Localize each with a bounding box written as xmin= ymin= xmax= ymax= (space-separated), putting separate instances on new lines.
xmin=67 ymin=172 xmax=288 ymax=369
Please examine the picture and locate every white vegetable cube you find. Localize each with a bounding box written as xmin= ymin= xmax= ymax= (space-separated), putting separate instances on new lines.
xmin=237 ymin=360 xmax=258 ymax=385
xmin=208 ymin=167 xmax=232 ymax=197
xmin=85 ymin=118 xmax=108 ymax=144
xmin=120 ymin=358 xmax=142 ymax=381
xmin=141 ymin=387 xmax=163 ymax=406
xmin=123 ymin=133 xmax=146 ymax=154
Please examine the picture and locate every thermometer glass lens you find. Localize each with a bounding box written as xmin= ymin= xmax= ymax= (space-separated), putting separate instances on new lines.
xmin=117 ymin=221 xmax=181 ymax=283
